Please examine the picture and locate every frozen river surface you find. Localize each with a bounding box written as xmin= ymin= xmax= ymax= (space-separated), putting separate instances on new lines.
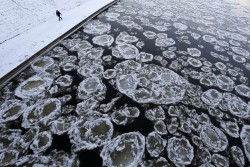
xmin=0 ymin=0 xmax=250 ymax=166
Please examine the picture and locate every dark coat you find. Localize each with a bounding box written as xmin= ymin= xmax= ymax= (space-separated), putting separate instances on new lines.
xmin=56 ymin=10 xmax=61 ymax=17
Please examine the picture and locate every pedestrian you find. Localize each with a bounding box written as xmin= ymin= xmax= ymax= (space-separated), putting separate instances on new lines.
xmin=56 ymin=10 xmax=62 ymax=21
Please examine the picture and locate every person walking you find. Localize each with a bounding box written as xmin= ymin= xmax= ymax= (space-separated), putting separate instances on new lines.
xmin=56 ymin=10 xmax=62 ymax=21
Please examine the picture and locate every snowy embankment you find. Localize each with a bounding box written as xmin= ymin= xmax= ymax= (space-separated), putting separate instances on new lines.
xmin=0 ymin=0 xmax=114 ymax=79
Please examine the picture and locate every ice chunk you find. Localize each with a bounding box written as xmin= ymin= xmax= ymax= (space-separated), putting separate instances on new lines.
xmin=112 ymin=44 xmax=139 ymax=59
xmin=78 ymin=47 xmax=104 ymax=60
xmin=187 ymin=57 xmax=202 ymax=67
xmin=162 ymin=50 xmax=176 ymax=59
xmin=220 ymin=120 xmax=239 ymax=138
xmin=55 ymin=75 xmax=73 ymax=87
xmin=77 ymin=63 xmax=104 ymax=78
xmin=143 ymin=31 xmax=156 ymax=39
xmin=83 ymin=20 xmax=111 ymax=35
xmin=20 ymin=128 xmax=39 ymax=151
xmin=15 ymin=75 xmax=53 ymax=99
xmin=235 ymin=84 xmax=250 ymax=98
xmin=145 ymin=106 xmax=165 ymax=122
xmin=105 ymin=12 xmax=120 ymax=21
xmin=0 ymin=130 xmax=22 ymax=152
xmin=167 ymin=117 xmax=179 ymax=134
xmin=77 ymin=77 xmax=106 ymax=101
xmin=139 ymin=157 xmax=171 ymax=167
xmin=216 ymin=74 xmax=234 ymax=91
xmin=146 ymin=132 xmax=167 ymax=157
xmin=227 ymin=95 xmax=249 ymax=118
xmin=30 ymin=131 xmax=52 ymax=154
xmin=154 ymin=120 xmax=168 ymax=135
xmin=103 ymin=69 xmax=117 ymax=79
xmin=187 ymin=48 xmax=201 ymax=57
xmin=167 ymin=137 xmax=194 ymax=165
xmin=155 ymin=37 xmax=175 ymax=47
xmin=201 ymin=89 xmax=222 ymax=107
xmin=173 ymin=22 xmax=188 ymax=30
xmin=116 ymin=31 xmax=138 ymax=44
xmin=230 ymin=146 xmax=245 ymax=167
xmin=240 ymin=125 xmax=250 ymax=162
xmin=197 ymin=147 xmax=211 ymax=164
xmin=92 ymin=34 xmax=114 ymax=47
xmin=100 ymin=132 xmax=145 ymax=167
xmin=111 ymin=105 xmax=140 ymax=126
xmin=0 ymin=100 xmax=26 ymax=123
xmin=211 ymin=154 xmax=229 ymax=167
xmin=76 ymin=98 xmax=99 ymax=115
xmin=31 ymin=57 xmax=54 ymax=72
xmin=232 ymin=47 xmax=250 ymax=59
xmin=51 ymin=116 xmax=76 ymax=135
xmin=233 ymin=55 xmax=246 ymax=63
xmin=116 ymin=74 xmax=138 ymax=95
xmin=22 ymin=98 xmax=61 ymax=128
xmin=203 ymin=35 xmax=217 ymax=43
xmin=0 ymin=150 xmax=19 ymax=166
xmin=215 ymin=62 xmax=227 ymax=71
xmin=200 ymin=125 xmax=228 ymax=152
xmin=69 ymin=118 xmax=113 ymax=151
xmin=136 ymin=52 xmax=153 ymax=62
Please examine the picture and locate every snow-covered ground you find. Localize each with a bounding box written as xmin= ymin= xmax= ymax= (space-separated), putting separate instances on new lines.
xmin=0 ymin=0 xmax=114 ymax=79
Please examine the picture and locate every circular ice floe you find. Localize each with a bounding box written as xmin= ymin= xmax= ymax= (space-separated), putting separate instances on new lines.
xmin=51 ymin=116 xmax=76 ymax=135
xmin=187 ymin=57 xmax=202 ymax=67
xmin=116 ymin=74 xmax=138 ymax=95
xmin=212 ymin=154 xmax=229 ymax=167
xmin=200 ymin=125 xmax=228 ymax=152
xmin=143 ymin=31 xmax=157 ymax=39
xmin=235 ymin=84 xmax=250 ymax=98
xmin=201 ymin=89 xmax=222 ymax=107
xmin=69 ymin=118 xmax=113 ymax=151
xmin=227 ymin=95 xmax=250 ymax=118
xmin=19 ymin=128 xmax=39 ymax=151
xmin=240 ymin=125 xmax=250 ymax=163
xmin=112 ymin=44 xmax=139 ymax=59
xmin=233 ymin=55 xmax=246 ymax=63
xmin=187 ymin=48 xmax=201 ymax=57
xmin=173 ymin=22 xmax=188 ymax=30
xmin=203 ymin=35 xmax=217 ymax=43
xmin=83 ymin=20 xmax=111 ymax=35
xmin=22 ymin=98 xmax=61 ymax=128
xmin=31 ymin=57 xmax=54 ymax=72
xmin=232 ymin=47 xmax=250 ymax=59
xmin=105 ymin=12 xmax=120 ymax=21
xmin=216 ymin=74 xmax=234 ymax=91
xmin=136 ymin=52 xmax=153 ymax=62
xmin=92 ymin=34 xmax=114 ymax=47
xmin=162 ymin=50 xmax=176 ymax=59
xmin=100 ymin=132 xmax=145 ymax=167
xmin=220 ymin=120 xmax=239 ymax=138
xmin=55 ymin=75 xmax=73 ymax=87
xmin=230 ymin=146 xmax=245 ymax=167
xmin=115 ymin=31 xmax=138 ymax=44
xmin=15 ymin=75 xmax=53 ymax=99
xmin=77 ymin=77 xmax=106 ymax=100
xmin=111 ymin=105 xmax=140 ymax=126
xmin=155 ymin=37 xmax=175 ymax=47
xmin=146 ymin=131 xmax=167 ymax=158
xmin=0 ymin=100 xmax=26 ymax=123
xmin=30 ymin=131 xmax=52 ymax=154
xmin=167 ymin=137 xmax=194 ymax=165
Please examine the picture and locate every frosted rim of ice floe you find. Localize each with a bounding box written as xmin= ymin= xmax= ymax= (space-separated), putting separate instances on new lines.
xmin=69 ymin=118 xmax=113 ymax=152
xmin=167 ymin=137 xmax=194 ymax=165
xmin=200 ymin=125 xmax=228 ymax=152
xmin=0 ymin=99 xmax=26 ymax=123
xmin=22 ymin=98 xmax=61 ymax=128
xmin=30 ymin=131 xmax=52 ymax=154
xmin=31 ymin=56 xmax=54 ymax=72
xmin=201 ymin=89 xmax=222 ymax=107
xmin=100 ymin=132 xmax=145 ymax=167
xmin=55 ymin=75 xmax=73 ymax=87
xmin=77 ymin=77 xmax=107 ymax=100
xmin=146 ymin=131 xmax=167 ymax=158
xmin=112 ymin=43 xmax=139 ymax=59
xmin=187 ymin=57 xmax=202 ymax=67
xmin=115 ymin=31 xmax=138 ymax=44
xmin=15 ymin=75 xmax=53 ymax=99
xmin=83 ymin=20 xmax=111 ymax=35
xmin=92 ymin=34 xmax=114 ymax=47
xmin=187 ymin=48 xmax=201 ymax=57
